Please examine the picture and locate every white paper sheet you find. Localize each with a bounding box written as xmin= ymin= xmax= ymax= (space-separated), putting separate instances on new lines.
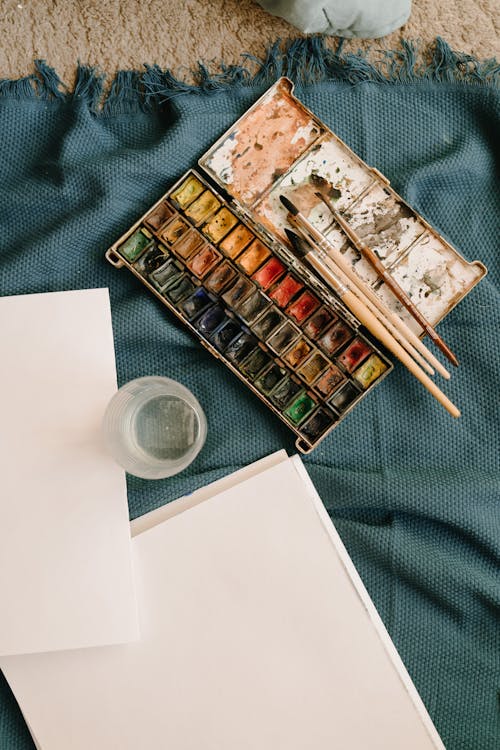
xmin=130 ymin=448 xmax=289 ymax=536
xmin=1 ymin=456 xmax=444 ymax=749
xmin=0 ymin=289 xmax=138 ymax=656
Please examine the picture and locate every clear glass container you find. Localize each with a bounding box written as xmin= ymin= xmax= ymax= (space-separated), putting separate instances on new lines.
xmin=102 ymin=376 xmax=207 ymax=479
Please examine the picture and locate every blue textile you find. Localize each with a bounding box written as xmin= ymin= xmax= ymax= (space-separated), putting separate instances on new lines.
xmin=0 ymin=39 xmax=498 ymax=750
xmin=256 ymin=0 xmax=411 ymax=38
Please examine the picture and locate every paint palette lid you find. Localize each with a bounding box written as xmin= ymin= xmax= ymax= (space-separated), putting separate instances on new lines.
xmin=199 ymin=78 xmax=486 ymax=333
xmin=200 ymin=78 xmax=324 ymax=209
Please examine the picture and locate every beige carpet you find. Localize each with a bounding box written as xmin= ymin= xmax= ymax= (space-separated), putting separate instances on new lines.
xmin=1 ymin=0 xmax=498 ymax=86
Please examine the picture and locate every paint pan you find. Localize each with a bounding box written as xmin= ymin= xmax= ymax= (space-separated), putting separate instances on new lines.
xmin=235 ymin=290 xmax=271 ymax=324
xmin=160 ymin=216 xmax=189 ymax=245
xmin=202 ymin=208 xmax=239 ymax=244
xmin=300 ymin=408 xmax=337 ymax=443
xmin=225 ymin=332 xmax=259 ymax=365
xmin=222 ymin=276 xmax=255 ymax=309
xmin=187 ymin=244 xmax=222 ymax=278
xmin=302 ymin=307 xmax=336 ymax=339
xmin=269 ymin=274 xmax=303 ymax=308
xmin=297 ymin=351 xmax=329 ymax=385
xmin=179 ymin=288 xmax=213 ymax=321
xmin=313 ymin=366 xmax=346 ymax=398
xmin=284 ymin=339 xmax=312 ymax=369
xmin=164 ymin=276 xmax=195 ymax=304
xmin=205 ymin=261 xmax=237 ymax=294
xmin=284 ymin=391 xmax=317 ymax=425
xmin=170 ymin=174 xmax=205 ymax=208
xmin=267 ymin=321 xmax=300 ymax=354
xmin=219 ymin=224 xmax=255 ymax=258
xmin=133 ymin=243 xmax=169 ymax=277
xmin=270 ymin=376 xmax=302 ymax=410
xmin=210 ymin=318 xmax=242 ymax=352
xmin=118 ymin=229 xmax=152 ymax=262
xmin=353 ymin=354 xmax=388 ymax=389
xmin=194 ymin=305 xmax=226 ymax=336
xmin=254 ymin=364 xmax=287 ymax=396
xmin=252 ymin=309 xmax=286 ymax=339
xmin=240 ymin=347 xmax=272 ymax=379
xmin=171 ymin=229 xmax=205 ymax=260
xmin=150 ymin=258 xmax=184 ymax=291
xmin=252 ymin=257 xmax=286 ymax=289
xmin=318 ymin=321 xmax=354 ymax=356
xmin=329 ymin=381 xmax=360 ymax=412
xmin=337 ymin=337 xmax=373 ymax=373
xmin=184 ymin=190 xmax=221 ymax=225
xmin=144 ymin=201 xmax=175 ymax=231
xmin=236 ymin=239 xmax=271 ymax=274
xmin=287 ymin=291 xmax=320 ymax=324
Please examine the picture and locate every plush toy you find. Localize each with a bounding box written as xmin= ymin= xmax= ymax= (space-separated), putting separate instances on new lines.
xmin=256 ymin=0 xmax=411 ymax=38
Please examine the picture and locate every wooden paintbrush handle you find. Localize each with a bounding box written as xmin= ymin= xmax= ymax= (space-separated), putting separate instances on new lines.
xmin=342 ymin=288 xmax=460 ymax=418
xmin=370 ymin=251 xmax=458 ymax=364
xmin=294 ymin=214 xmax=450 ymax=379
xmin=316 ymin=195 xmax=458 ymax=367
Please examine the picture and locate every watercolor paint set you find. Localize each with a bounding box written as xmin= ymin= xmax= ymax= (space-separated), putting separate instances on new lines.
xmin=106 ymin=77 xmax=486 ymax=452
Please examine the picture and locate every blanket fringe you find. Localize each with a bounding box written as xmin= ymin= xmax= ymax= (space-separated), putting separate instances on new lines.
xmin=0 ymin=37 xmax=497 ymax=114
xmin=73 ymin=65 xmax=106 ymax=110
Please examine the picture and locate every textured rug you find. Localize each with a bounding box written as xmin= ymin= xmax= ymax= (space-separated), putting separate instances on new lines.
xmin=0 ymin=38 xmax=498 ymax=750
xmin=1 ymin=0 xmax=499 ymax=82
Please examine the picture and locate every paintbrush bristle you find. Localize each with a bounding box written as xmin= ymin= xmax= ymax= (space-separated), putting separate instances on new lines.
xmin=279 ymin=195 xmax=299 ymax=216
xmin=284 ymin=228 xmax=309 ymax=259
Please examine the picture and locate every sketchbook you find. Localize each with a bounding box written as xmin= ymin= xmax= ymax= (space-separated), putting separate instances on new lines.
xmin=1 ymin=453 xmax=444 ymax=749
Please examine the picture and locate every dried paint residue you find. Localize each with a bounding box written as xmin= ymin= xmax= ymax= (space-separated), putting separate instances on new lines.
xmin=204 ymin=80 xmax=321 ymax=206
xmin=376 ymin=233 xmax=485 ymax=332
xmin=255 ymin=135 xmax=374 ymax=242
xmin=338 ymin=184 xmax=424 ymax=263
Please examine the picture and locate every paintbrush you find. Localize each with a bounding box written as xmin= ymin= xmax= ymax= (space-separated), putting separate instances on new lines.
xmin=315 ymin=191 xmax=459 ymax=367
xmin=285 ymin=226 xmax=437 ymax=378
xmin=279 ymin=194 xmax=450 ymax=380
xmin=285 ymin=228 xmax=460 ymax=418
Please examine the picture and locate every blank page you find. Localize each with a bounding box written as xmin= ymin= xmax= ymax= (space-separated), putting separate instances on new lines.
xmin=0 ymin=289 xmax=138 ymax=655
xmin=1 ymin=457 xmax=443 ymax=749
